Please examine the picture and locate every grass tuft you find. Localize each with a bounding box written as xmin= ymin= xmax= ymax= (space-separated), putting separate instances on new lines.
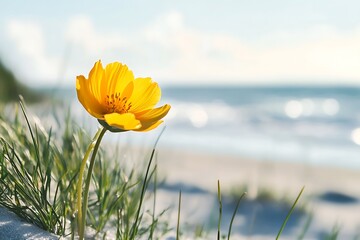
xmin=0 ymin=101 xmax=170 ymax=238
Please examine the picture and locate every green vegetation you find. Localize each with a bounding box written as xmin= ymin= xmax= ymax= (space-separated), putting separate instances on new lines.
xmin=228 ymin=183 xmax=307 ymax=209
xmin=0 ymin=100 xmax=306 ymax=239
xmin=0 ymin=60 xmax=42 ymax=102
xmin=0 ymin=101 xmax=169 ymax=239
xmin=276 ymin=186 xmax=305 ymax=239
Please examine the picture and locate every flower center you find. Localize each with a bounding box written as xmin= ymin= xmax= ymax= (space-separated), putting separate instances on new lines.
xmin=105 ymin=93 xmax=132 ymax=114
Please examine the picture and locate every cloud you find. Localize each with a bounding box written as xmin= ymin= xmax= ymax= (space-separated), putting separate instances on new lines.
xmin=3 ymin=12 xmax=360 ymax=86
xmin=140 ymin=13 xmax=360 ymax=84
xmin=248 ymin=26 xmax=360 ymax=82
xmin=66 ymin=16 xmax=129 ymax=55
xmin=64 ymin=12 xmax=260 ymax=82
xmin=4 ymin=20 xmax=60 ymax=85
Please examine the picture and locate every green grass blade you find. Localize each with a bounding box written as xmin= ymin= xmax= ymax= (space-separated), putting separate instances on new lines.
xmin=149 ymin=164 xmax=158 ymax=240
xmin=276 ymin=186 xmax=305 ymax=240
xmin=19 ymin=100 xmax=43 ymax=180
xmin=217 ymin=180 xmax=222 ymax=240
xmin=176 ymin=190 xmax=182 ymax=240
xmin=227 ymin=191 xmax=247 ymax=240
xmin=130 ymin=127 xmax=165 ymax=239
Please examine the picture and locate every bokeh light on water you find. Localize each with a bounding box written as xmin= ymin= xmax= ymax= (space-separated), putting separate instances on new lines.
xmin=159 ymin=87 xmax=360 ymax=169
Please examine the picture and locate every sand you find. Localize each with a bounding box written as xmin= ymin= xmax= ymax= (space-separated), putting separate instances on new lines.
xmin=154 ymin=147 xmax=360 ymax=239
xmin=0 ymin=207 xmax=58 ymax=240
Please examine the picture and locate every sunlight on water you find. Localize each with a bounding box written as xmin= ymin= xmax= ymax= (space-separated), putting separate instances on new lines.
xmin=187 ymin=105 xmax=208 ymax=128
xmin=284 ymin=98 xmax=340 ymax=119
xmin=301 ymin=98 xmax=315 ymax=116
xmin=284 ymin=100 xmax=303 ymax=119
xmin=322 ymin=98 xmax=340 ymax=116
xmin=351 ymin=128 xmax=360 ymax=145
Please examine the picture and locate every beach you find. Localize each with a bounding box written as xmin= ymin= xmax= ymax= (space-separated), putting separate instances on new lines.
xmin=3 ymin=85 xmax=360 ymax=239
xmin=153 ymin=147 xmax=360 ymax=239
xmin=1 ymin=131 xmax=359 ymax=239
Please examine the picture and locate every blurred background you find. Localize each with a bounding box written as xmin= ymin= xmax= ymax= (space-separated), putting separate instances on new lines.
xmin=1 ymin=0 xmax=360 ymax=168
xmin=1 ymin=1 xmax=360 ymax=238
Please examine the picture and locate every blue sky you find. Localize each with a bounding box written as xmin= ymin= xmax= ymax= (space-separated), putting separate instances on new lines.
xmin=1 ymin=1 xmax=360 ymax=86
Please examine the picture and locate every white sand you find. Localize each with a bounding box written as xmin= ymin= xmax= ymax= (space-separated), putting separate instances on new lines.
xmin=154 ymin=147 xmax=360 ymax=239
xmin=0 ymin=207 xmax=58 ymax=240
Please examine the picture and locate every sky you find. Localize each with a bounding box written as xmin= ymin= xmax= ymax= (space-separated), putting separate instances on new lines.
xmin=1 ymin=0 xmax=360 ymax=87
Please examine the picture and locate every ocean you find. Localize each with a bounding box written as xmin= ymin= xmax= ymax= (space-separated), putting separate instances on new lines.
xmin=52 ymin=86 xmax=360 ymax=169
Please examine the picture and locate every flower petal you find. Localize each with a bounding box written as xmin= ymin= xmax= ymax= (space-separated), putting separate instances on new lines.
xmin=104 ymin=113 xmax=141 ymax=130
xmin=129 ymin=77 xmax=161 ymax=112
xmin=136 ymin=104 xmax=171 ymax=123
xmin=134 ymin=120 xmax=164 ymax=132
xmin=121 ymin=81 xmax=134 ymax=102
xmin=76 ymin=75 xmax=105 ymax=119
xmin=104 ymin=62 xmax=134 ymax=97
xmin=133 ymin=104 xmax=171 ymax=131
xmin=88 ymin=60 xmax=105 ymax=102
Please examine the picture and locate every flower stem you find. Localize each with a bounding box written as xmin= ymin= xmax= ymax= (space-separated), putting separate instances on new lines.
xmin=76 ymin=127 xmax=107 ymax=240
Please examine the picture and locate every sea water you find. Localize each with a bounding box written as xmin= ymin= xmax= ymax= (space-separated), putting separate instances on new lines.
xmin=53 ymin=86 xmax=360 ymax=169
xmin=160 ymin=86 xmax=360 ymax=169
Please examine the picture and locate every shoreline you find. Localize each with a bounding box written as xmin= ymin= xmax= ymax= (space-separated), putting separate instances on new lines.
xmin=157 ymin=146 xmax=360 ymax=196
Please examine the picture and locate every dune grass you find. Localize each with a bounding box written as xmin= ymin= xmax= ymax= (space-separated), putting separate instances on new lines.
xmin=0 ymin=100 xmax=308 ymax=239
xmin=0 ymin=101 xmax=169 ymax=239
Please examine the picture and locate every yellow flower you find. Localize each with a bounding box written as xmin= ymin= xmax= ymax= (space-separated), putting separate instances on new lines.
xmin=76 ymin=60 xmax=171 ymax=132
